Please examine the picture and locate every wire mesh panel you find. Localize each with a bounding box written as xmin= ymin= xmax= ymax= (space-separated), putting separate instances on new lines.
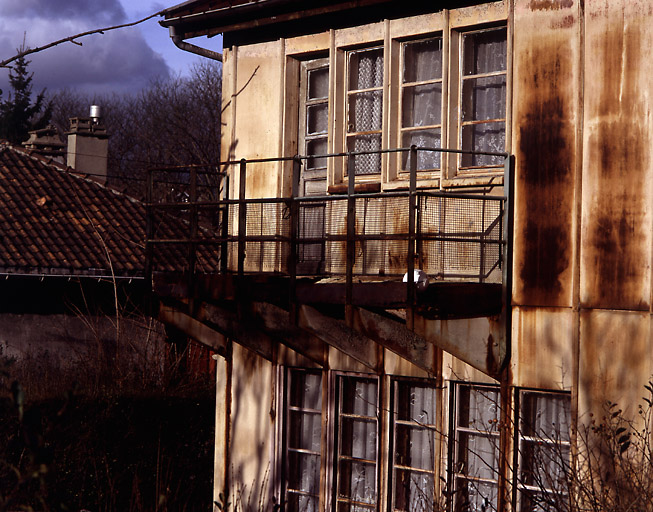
xmin=418 ymin=194 xmax=502 ymax=280
xmin=242 ymin=201 xmax=290 ymax=273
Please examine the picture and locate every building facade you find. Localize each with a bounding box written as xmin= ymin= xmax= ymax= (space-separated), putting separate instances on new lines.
xmin=154 ymin=1 xmax=653 ymax=511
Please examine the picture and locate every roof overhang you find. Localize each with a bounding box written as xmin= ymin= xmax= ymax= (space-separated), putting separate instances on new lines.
xmin=160 ymin=0 xmax=480 ymax=44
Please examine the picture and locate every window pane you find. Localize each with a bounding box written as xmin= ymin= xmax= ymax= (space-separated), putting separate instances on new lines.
xmin=403 ymin=38 xmax=442 ymax=83
xmin=455 ymin=478 xmax=498 ymax=512
xmin=289 ymin=371 xmax=322 ymax=410
xmin=402 ymin=129 xmax=441 ymax=170
xmin=347 ymin=134 xmax=382 ymax=175
xmin=463 ymin=28 xmax=507 ymax=75
xmin=348 ymin=91 xmax=383 ymax=132
xmin=518 ymin=490 xmax=561 ymax=512
xmin=288 ymin=451 xmax=321 ymax=494
xmin=340 ymin=417 xmax=377 ymax=460
xmin=287 ymin=493 xmax=319 ymax=512
xmin=402 ymin=83 xmax=442 ymax=127
xmin=306 ymin=138 xmax=328 ymax=170
xmin=521 ymin=393 xmax=571 ymax=441
xmin=395 ymin=383 xmax=437 ymax=423
xmin=394 ymin=469 xmax=435 ymax=512
xmin=395 ymin=424 xmax=435 ymax=470
xmin=457 ymin=386 xmax=500 ymax=430
xmin=456 ymin=432 xmax=500 ymax=481
xmin=307 ymin=104 xmax=328 ymax=135
xmin=461 ymin=76 xmax=506 ymax=122
xmin=338 ymin=460 xmax=377 ymax=504
xmin=461 ymin=122 xmax=505 ymax=167
xmin=520 ymin=440 xmax=570 ymax=489
xmin=308 ymin=67 xmax=329 ymax=100
xmin=289 ymin=410 xmax=322 ymax=452
xmin=337 ymin=503 xmax=375 ymax=512
xmin=349 ymin=48 xmax=383 ymax=90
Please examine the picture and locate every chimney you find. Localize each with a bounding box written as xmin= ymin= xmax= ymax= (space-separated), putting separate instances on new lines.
xmin=22 ymin=124 xmax=66 ymax=163
xmin=67 ymin=105 xmax=109 ymax=184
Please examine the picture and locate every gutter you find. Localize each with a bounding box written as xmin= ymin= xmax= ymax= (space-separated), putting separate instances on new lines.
xmin=169 ymin=26 xmax=223 ymax=62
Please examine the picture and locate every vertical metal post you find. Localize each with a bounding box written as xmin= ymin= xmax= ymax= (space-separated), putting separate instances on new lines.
xmin=479 ymin=196 xmax=487 ymax=282
xmin=346 ymin=153 xmax=356 ymax=324
xmin=238 ymin=158 xmax=247 ymax=275
xmin=497 ymin=154 xmax=514 ymax=512
xmin=289 ymin=156 xmax=301 ymax=324
xmin=406 ymin=145 xmax=417 ymax=330
xmin=220 ymin=175 xmax=229 ymax=273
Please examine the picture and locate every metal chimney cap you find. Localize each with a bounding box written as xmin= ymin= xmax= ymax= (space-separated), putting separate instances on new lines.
xmin=89 ymin=105 xmax=102 ymax=120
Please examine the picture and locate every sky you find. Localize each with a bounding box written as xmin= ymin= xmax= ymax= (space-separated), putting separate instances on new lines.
xmin=0 ymin=0 xmax=222 ymax=98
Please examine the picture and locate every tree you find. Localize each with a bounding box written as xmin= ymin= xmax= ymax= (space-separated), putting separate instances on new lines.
xmin=0 ymin=53 xmax=52 ymax=144
xmin=49 ymin=61 xmax=222 ymax=199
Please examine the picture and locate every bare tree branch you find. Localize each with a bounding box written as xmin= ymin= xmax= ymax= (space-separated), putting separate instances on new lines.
xmin=0 ymin=11 xmax=163 ymax=69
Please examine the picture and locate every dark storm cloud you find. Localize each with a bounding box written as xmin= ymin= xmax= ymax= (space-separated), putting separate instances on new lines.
xmin=0 ymin=0 xmax=127 ymax=25
xmin=0 ymin=0 xmax=171 ymax=95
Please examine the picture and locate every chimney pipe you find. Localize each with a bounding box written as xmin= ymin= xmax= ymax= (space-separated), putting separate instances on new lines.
xmin=66 ymin=106 xmax=109 ymax=184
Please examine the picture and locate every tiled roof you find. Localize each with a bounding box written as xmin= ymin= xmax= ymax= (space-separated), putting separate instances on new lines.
xmin=0 ymin=142 xmax=194 ymax=278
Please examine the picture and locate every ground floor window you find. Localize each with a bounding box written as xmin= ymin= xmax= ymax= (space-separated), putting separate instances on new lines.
xmin=390 ymin=380 xmax=438 ymax=512
xmin=515 ymin=391 xmax=571 ymax=512
xmin=450 ymin=383 xmax=501 ymax=512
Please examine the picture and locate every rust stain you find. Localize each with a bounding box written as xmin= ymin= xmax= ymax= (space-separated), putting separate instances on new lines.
xmin=551 ymin=14 xmax=576 ymax=29
xmin=516 ymin=41 xmax=574 ymax=306
xmin=585 ymin=21 xmax=649 ymax=310
xmin=528 ymin=0 xmax=574 ymax=11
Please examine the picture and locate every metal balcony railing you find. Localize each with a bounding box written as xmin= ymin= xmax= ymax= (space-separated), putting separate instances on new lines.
xmin=145 ymin=147 xmax=511 ymax=289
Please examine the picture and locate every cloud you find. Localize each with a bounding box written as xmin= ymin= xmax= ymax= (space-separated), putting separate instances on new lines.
xmin=0 ymin=0 xmax=127 ymax=25
xmin=0 ymin=0 xmax=170 ymax=96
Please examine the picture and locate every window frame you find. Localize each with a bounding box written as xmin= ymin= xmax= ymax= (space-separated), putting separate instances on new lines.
xmin=388 ymin=377 xmax=440 ymax=512
xmin=448 ymin=382 xmax=502 ymax=512
xmin=513 ymin=389 xmax=571 ymax=512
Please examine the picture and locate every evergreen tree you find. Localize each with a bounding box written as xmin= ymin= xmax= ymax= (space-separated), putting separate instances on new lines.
xmin=0 ymin=52 xmax=52 ymax=144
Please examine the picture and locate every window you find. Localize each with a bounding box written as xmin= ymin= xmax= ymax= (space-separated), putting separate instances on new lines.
xmin=333 ymin=375 xmax=379 ymax=512
xmin=400 ymin=37 xmax=443 ymax=172
xmin=330 ymin=20 xmax=507 ymax=185
xmin=515 ymin=391 xmax=571 ymax=512
xmin=390 ymin=380 xmax=438 ymax=512
xmin=297 ymin=58 xmax=329 ymax=272
xmin=283 ymin=369 xmax=323 ymax=512
xmin=281 ymin=371 xmax=440 ymax=512
xmin=450 ymin=383 xmax=501 ymax=512
xmin=457 ymin=27 xmax=507 ymax=170
xmin=346 ymin=47 xmax=384 ymax=175
xmin=300 ymin=58 xmax=330 ymax=196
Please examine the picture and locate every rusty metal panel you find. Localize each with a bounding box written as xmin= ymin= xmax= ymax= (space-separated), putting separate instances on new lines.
xmin=512 ymin=0 xmax=580 ymax=307
xmin=580 ymin=0 xmax=653 ymax=310
xmin=578 ymin=309 xmax=651 ymax=424
xmin=511 ymin=306 xmax=573 ymax=390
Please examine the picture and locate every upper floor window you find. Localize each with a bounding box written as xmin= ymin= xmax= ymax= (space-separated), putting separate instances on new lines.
xmin=346 ymin=47 xmax=384 ymax=176
xmin=400 ymin=37 xmax=444 ymax=172
xmin=458 ymin=27 xmax=507 ymax=170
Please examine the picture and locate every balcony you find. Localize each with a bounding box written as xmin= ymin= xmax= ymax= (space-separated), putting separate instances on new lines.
xmin=146 ymin=147 xmax=513 ymax=375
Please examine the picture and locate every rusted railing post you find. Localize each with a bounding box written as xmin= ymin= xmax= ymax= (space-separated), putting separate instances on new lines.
xmin=406 ymin=145 xmax=417 ymax=330
xmin=479 ymin=195 xmax=487 ymax=282
xmin=289 ymin=156 xmax=301 ymax=324
xmin=220 ymin=174 xmax=229 ymax=273
xmin=346 ymin=153 xmax=356 ymax=325
xmin=238 ymin=158 xmax=247 ymax=275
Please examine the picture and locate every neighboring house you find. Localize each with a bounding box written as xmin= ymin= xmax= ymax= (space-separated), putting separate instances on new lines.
xmin=0 ymin=140 xmax=214 ymax=385
xmin=153 ymin=1 xmax=651 ymax=511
